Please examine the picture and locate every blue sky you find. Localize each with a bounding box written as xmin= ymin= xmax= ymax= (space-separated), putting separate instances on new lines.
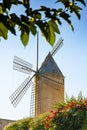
xmin=0 ymin=1 xmax=87 ymax=120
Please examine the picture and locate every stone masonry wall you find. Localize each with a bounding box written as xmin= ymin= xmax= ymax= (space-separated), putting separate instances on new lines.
xmin=35 ymin=73 xmax=64 ymax=116
xmin=0 ymin=118 xmax=14 ymax=130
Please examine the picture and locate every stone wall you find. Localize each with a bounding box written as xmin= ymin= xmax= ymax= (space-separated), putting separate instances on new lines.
xmin=35 ymin=73 xmax=64 ymax=116
xmin=0 ymin=118 xmax=14 ymax=130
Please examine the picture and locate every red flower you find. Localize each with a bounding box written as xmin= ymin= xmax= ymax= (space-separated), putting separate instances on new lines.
xmin=45 ymin=124 xmax=50 ymax=129
xmin=46 ymin=116 xmax=51 ymax=121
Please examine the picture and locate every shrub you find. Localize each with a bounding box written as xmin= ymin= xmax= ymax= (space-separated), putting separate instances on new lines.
xmin=44 ymin=96 xmax=87 ymax=130
xmin=4 ymin=118 xmax=32 ymax=130
xmin=4 ymin=94 xmax=87 ymax=130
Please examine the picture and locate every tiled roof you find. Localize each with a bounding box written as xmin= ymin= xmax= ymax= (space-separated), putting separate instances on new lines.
xmin=39 ymin=53 xmax=63 ymax=76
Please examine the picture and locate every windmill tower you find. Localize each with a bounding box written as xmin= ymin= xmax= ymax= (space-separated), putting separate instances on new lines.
xmin=34 ymin=53 xmax=64 ymax=116
xmin=10 ymin=36 xmax=64 ymax=117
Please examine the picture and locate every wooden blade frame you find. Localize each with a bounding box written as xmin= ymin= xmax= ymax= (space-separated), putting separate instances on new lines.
xmin=39 ymin=38 xmax=63 ymax=71
xmin=9 ymin=75 xmax=34 ymax=107
xmin=13 ymin=56 xmax=33 ymax=74
xmin=50 ymin=37 xmax=63 ymax=56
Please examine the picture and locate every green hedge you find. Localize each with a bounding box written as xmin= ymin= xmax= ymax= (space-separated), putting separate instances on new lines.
xmin=4 ymin=94 xmax=87 ymax=130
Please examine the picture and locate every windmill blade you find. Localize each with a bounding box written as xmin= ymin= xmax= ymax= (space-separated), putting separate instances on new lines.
xmin=13 ymin=56 xmax=35 ymax=74
xmin=39 ymin=38 xmax=63 ymax=72
xmin=9 ymin=75 xmax=35 ymax=107
xmin=50 ymin=37 xmax=63 ymax=56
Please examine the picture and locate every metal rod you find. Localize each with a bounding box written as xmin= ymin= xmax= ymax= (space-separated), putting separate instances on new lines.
xmin=36 ymin=31 xmax=39 ymax=71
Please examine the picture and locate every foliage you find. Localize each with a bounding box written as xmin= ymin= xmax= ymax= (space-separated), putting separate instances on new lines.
xmin=4 ymin=94 xmax=87 ymax=130
xmin=29 ymin=113 xmax=49 ymax=130
xmin=4 ymin=118 xmax=32 ymax=130
xmin=0 ymin=0 xmax=86 ymax=46
xmin=45 ymin=94 xmax=87 ymax=130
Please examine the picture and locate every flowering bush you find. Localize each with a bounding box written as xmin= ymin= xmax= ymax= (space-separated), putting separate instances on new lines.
xmin=29 ymin=113 xmax=49 ymax=130
xmin=43 ymin=96 xmax=87 ymax=130
xmin=29 ymin=94 xmax=87 ymax=130
xmin=4 ymin=94 xmax=87 ymax=130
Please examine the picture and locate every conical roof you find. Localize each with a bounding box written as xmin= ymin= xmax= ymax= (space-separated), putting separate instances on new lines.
xmin=39 ymin=53 xmax=63 ymax=76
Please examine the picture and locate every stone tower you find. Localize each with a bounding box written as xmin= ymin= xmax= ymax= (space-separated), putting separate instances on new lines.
xmin=34 ymin=53 xmax=64 ymax=116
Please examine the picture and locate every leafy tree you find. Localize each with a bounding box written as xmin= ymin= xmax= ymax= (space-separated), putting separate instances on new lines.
xmin=0 ymin=0 xmax=86 ymax=46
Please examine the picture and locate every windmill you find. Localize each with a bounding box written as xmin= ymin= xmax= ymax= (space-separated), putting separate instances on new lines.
xmin=9 ymin=34 xmax=64 ymax=117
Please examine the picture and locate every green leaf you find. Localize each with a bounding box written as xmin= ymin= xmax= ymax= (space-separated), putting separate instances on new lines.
xmin=36 ymin=21 xmax=48 ymax=39
xmin=3 ymin=0 xmax=12 ymax=9
xmin=21 ymin=15 xmax=29 ymax=23
xmin=0 ymin=14 xmax=16 ymax=35
xmin=82 ymin=118 xmax=87 ymax=130
xmin=0 ymin=23 xmax=8 ymax=39
xmin=47 ymin=20 xmax=58 ymax=46
xmin=30 ymin=23 xmax=36 ymax=35
xmin=48 ymin=20 xmax=60 ymax=34
xmin=59 ymin=12 xmax=74 ymax=30
xmin=76 ymin=0 xmax=86 ymax=6
xmin=20 ymin=30 xmax=29 ymax=46
xmin=35 ymin=13 xmax=41 ymax=19
xmin=22 ymin=0 xmax=30 ymax=8
xmin=33 ymin=11 xmax=41 ymax=20
xmin=36 ymin=20 xmax=58 ymax=46
xmin=22 ymin=0 xmax=29 ymax=5
xmin=40 ymin=20 xmax=60 ymax=46
xmin=10 ymin=13 xmax=21 ymax=25
xmin=60 ymin=12 xmax=70 ymax=23
xmin=0 ymin=6 xmax=3 ymax=14
xmin=48 ymin=25 xmax=55 ymax=46
xmin=11 ymin=0 xmax=19 ymax=4
xmin=70 ymin=5 xmax=82 ymax=19
xmin=4 ymin=20 xmax=16 ymax=35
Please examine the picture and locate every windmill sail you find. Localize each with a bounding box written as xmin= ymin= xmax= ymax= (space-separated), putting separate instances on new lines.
xmin=10 ymin=36 xmax=64 ymax=117
xmin=39 ymin=38 xmax=63 ymax=72
xmin=13 ymin=56 xmax=33 ymax=74
xmin=50 ymin=37 xmax=63 ymax=56
xmin=9 ymin=75 xmax=34 ymax=107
